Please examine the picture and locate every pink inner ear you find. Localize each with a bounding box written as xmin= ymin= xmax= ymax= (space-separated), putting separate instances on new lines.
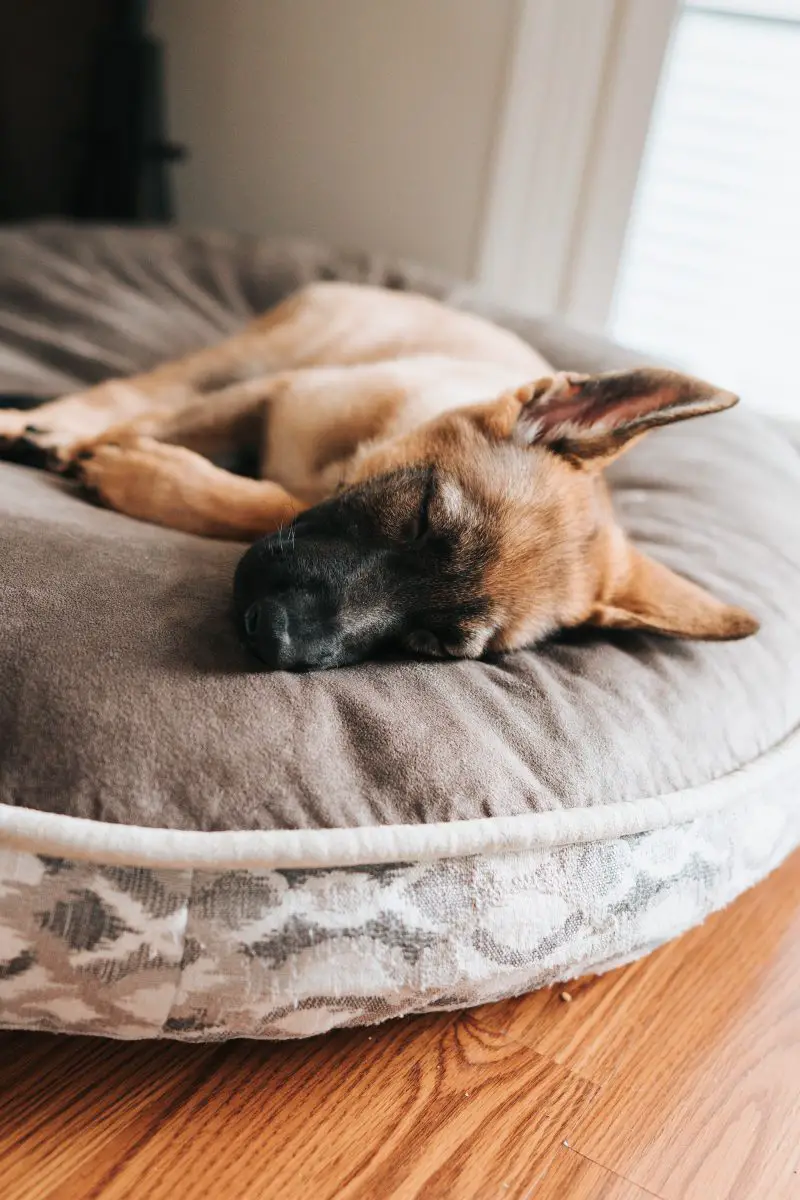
xmin=537 ymin=391 xmax=652 ymax=437
xmin=552 ymin=376 xmax=668 ymax=430
xmin=519 ymin=369 xmax=717 ymax=447
xmin=514 ymin=368 xmax=737 ymax=456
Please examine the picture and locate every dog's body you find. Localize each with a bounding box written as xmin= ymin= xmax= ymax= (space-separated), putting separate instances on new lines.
xmin=1 ymin=283 xmax=550 ymax=535
xmin=0 ymin=283 xmax=758 ymax=668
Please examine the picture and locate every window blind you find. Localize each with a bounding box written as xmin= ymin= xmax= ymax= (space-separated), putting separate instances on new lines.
xmin=610 ymin=1 xmax=800 ymax=417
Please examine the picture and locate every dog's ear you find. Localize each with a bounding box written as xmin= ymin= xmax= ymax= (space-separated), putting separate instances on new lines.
xmin=589 ymin=547 xmax=758 ymax=640
xmin=512 ymin=368 xmax=738 ymax=467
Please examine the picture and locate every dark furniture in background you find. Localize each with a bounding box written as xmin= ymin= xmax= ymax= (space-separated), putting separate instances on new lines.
xmin=0 ymin=0 xmax=184 ymax=224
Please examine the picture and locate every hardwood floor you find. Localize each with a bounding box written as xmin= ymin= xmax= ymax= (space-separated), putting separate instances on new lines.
xmin=1 ymin=849 xmax=798 ymax=1200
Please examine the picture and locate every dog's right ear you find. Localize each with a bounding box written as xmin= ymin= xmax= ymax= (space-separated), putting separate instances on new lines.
xmin=480 ymin=368 xmax=739 ymax=468
xmin=589 ymin=546 xmax=759 ymax=641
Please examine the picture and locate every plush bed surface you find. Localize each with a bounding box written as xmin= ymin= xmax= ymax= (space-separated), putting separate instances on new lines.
xmin=1 ymin=223 xmax=799 ymax=839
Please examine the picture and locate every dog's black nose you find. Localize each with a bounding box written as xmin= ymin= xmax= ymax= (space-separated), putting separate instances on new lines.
xmin=243 ymin=602 xmax=262 ymax=640
xmin=242 ymin=597 xmax=296 ymax=669
xmin=241 ymin=596 xmax=342 ymax=671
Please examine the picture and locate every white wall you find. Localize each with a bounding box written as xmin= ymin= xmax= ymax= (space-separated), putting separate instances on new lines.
xmin=153 ymin=0 xmax=517 ymax=278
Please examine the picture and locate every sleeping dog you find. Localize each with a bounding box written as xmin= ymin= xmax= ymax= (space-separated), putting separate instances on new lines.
xmin=0 ymin=282 xmax=758 ymax=669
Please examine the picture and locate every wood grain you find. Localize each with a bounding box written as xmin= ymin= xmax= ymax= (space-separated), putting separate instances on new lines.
xmin=0 ymin=850 xmax=798 ymax=1200
xmin=0 ymin=1014 xmax=598 ymax=1200
xmin=538 ymin=1145 xmax=658 ymax=1198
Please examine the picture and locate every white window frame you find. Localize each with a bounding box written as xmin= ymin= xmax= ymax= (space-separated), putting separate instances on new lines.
xmin=476 ymin=0 xmax=680 ymax=330
xmin=697 ymin=1 xmax=800 ymax=18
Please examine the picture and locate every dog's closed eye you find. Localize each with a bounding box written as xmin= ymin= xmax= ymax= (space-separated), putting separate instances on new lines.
xmin=406 ymin=471 xmax=436 ymax=542
xmin=406 ymin=629 xmax=445 ymax=657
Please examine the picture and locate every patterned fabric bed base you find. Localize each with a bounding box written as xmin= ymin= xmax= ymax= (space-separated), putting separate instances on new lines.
xmin=1 ymin=783 xmax=795 ymax=1040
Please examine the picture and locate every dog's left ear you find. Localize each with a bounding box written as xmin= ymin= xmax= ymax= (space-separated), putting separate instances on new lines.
xmin=590 ymin=547 xmax=759 ymax=640
xmin=513 ymin=368 xmax=738 ymax=467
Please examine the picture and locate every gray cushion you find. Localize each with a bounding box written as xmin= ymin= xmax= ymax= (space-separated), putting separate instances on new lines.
xmin=0 ymin=224 xmax=797 ymax=833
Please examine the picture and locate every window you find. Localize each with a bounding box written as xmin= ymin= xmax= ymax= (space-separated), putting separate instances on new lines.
xmin=610 ymin=0 xmax=800 ymax=416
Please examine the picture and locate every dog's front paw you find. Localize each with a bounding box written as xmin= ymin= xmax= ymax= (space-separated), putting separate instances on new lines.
xmin=0 ymin=409 xmax=27 ymax=440
xmin=74 ymin=437 xmax=220 ymax=530
xmin=1 ymin=381 xmax=153 ymax=472
xmin=0 ymin=411 xmax=56 ymax=467
xmin=74 ymin=442 xmax=135 ymax=510
xmin=0 ymin=403 xmax=99 ymax=470
xmin=62 ymin=428 xmax=143 ymax=476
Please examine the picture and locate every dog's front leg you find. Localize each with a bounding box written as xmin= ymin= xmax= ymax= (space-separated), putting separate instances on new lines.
xmin=0 ymin=323 xmax=281 ymax=468
xmin=0 ymin=380 xmax=167 ymax=469
xmin=64 ymin=377 xmax=278 ymax=469
xmin=0 ymin=283 xmax=356 ymax=469
xmin=74 ymin=438 xmax=303 ymax=540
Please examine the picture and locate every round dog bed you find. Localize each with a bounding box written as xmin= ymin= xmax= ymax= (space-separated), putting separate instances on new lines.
xmin=1 ymin=225 xmax=799 ymax=1041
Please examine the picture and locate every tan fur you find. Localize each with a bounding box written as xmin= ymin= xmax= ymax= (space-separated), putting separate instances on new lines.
xmin=0 ymin=282 xmax=758 ymax=648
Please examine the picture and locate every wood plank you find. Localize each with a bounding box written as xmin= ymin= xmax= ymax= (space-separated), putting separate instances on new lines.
xmin=465 ymin=963 xmax=653 ymax=1086
xmin=89 ymin=1013 xmax=598 ymax=1200
xmin=0 ymin=1037 xmax=227 ymax=1200
xmin=0 ymin=1013 xmax=597 ymax=1200
xmin=568 ymin=851 xmax=800 ymax=1200
xmin=538 ymin=1144 xmax=660 ymax=1199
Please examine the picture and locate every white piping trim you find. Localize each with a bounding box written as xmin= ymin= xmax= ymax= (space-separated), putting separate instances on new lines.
xmin=1 ymin=723 xmax=798 ymax=870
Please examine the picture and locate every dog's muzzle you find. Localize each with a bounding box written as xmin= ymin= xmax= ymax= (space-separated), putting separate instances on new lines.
xmin=233 ymin=520 xmax=398 ymax=671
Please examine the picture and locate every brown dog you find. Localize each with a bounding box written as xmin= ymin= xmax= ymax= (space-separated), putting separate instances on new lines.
xmin=0 ymin=282 xmax=758 ymax=668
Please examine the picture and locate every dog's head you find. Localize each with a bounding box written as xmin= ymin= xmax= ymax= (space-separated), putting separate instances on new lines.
xmin=234 ymin=368 xmax=758 ymax=669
